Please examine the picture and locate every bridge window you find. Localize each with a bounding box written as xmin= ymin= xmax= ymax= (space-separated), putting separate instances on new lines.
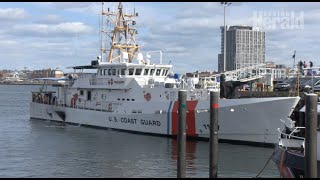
xmin=112 ymin=69 xmax=116 ymax=75
xmin=121 ymin=69 xmax=126 ymax=75
xmin=150 ymin=69 xmax=155 ymax=76
xmin=156 ymin=69 xmax=161 ymax=76
xmin=104 ymin=69 xmax=108 ymax=76
xmin=87 ymin=91 xmax=91 ymax=101
xmin=129 ymin=68 xmax=134 ymax=75
xmin=135 ymin=68 xmax=142 ymax=75
xmin=108 ymin=69 xmax=112 ymax=76
xmin=144 ymin=68 xmax=149 ymax=75
xmin=162 ymin=69 xmax=166 ymax=76
xmin=164 ymin=69 xmax=168 ymax=76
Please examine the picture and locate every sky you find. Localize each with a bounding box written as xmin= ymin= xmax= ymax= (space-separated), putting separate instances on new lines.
xmin=0 ymin=2 xmax=319 ymax=74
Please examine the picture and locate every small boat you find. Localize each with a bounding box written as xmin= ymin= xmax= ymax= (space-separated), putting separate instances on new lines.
xmin=272 ymin=101 xmax=320 ymax=178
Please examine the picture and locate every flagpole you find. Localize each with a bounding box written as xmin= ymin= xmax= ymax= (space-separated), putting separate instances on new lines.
xmin=293 ymin=50 xmax=296 ymax=70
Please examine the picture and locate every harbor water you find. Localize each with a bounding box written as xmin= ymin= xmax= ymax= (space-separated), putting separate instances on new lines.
xmin=0 ymin=85 xmax=279 ymax=178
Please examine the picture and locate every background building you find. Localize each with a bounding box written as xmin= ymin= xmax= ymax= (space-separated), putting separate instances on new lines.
xmin=218 ymin=25 xmax=265 ymax=72
xmin=31 ymin=68 xmax=64 ymax=79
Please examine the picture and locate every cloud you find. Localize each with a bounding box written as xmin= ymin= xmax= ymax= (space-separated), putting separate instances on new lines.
xmin=0 ymin=8 xmax=28 ymax=21
xmin=138 ymin=2 xmax=320 ymax=71
xmin=51 ymin=2 xmax=98 ymax=14
xmin=0 ymin=34 xmax=99 ymax=70
xmin=0 ymin=39 xmax=18 ymax=51
xmin=267 ymin=2 xmax=320 ymax=11
xmin=10 ymin=22 xmax=93 ymax=37
xmin=34 ymin=14 xmax=64 ymax=24
xmin=130 ymin=2 xmax=224 ymax=72
xmin=52 ymin=2 xmax=93 ymax=9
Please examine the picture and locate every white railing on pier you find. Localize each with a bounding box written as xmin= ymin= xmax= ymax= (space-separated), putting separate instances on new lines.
xmin=194 ymin=64 xmax=287 ymax=90
xmin=222 ymin=63 xmax=266 ymax=82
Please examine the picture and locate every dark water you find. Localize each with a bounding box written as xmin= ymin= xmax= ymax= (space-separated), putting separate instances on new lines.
xmin=0 ymin=85 xmax=279 ymax=178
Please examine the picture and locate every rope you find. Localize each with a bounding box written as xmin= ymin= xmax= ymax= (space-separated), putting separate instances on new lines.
xmin=255 ymin=151 xmax=275 ymax=178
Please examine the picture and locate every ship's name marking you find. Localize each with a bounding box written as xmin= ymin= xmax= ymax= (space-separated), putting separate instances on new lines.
xmin=108 ymin=117 xmax=161 ymax=126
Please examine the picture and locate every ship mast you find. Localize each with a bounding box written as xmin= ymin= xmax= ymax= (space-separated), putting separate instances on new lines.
xmin=100 ymin=2 xmax=105 ymax=63
xmin=101 ymin=2 xmax=140 ymax=63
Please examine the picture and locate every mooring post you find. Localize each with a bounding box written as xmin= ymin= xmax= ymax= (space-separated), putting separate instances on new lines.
xmin=177 ymin=90 xmax=187 ymax=178
xmin=305 ymin=93 xmax=318 ymax=178
xmin=209 ymin=91 xmax=219 ymax=178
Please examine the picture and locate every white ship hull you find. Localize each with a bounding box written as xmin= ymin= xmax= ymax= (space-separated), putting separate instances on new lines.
xmin=29 ymin=3 xmax=301 ymax=146
xmin=30 ymin=96 xmax=300 ymax=145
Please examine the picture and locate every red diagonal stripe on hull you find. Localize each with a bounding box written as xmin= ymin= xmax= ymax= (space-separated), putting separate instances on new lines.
xmin=171 ymin=101 xmax=179 ymax=135
xmin=171 ymin=100 xmax=198 ymax=136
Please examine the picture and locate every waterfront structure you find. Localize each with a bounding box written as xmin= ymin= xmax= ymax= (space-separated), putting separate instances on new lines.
xmin=31 ymin=68 xmax=64 ymax=79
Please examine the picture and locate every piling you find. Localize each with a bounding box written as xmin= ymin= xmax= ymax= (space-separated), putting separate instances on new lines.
xmin=209 ymin=91 xmax=219 ymax=178
xmin=304 ymin=93 xmax=318 ymax=178
xmin=177 ymin=90 xmax=187 ymax=178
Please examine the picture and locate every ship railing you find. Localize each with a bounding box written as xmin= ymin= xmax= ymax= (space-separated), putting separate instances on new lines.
xmin=277 ymin=126 xmax=305 ymax=150
xmin=146 ymin=78 xmax=175 ymax=88
xmin=146 ymin=50 xmax=163 ymax=64
xmin=179 ymin=79 xmax=194 ymax=89
xmin=45 ymin=98 xmax=121 ymax=112
xmin=74 ymin=100 xmax=121 ymax=112
xmin=31 ymin=91 xmax=59 ymax=105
